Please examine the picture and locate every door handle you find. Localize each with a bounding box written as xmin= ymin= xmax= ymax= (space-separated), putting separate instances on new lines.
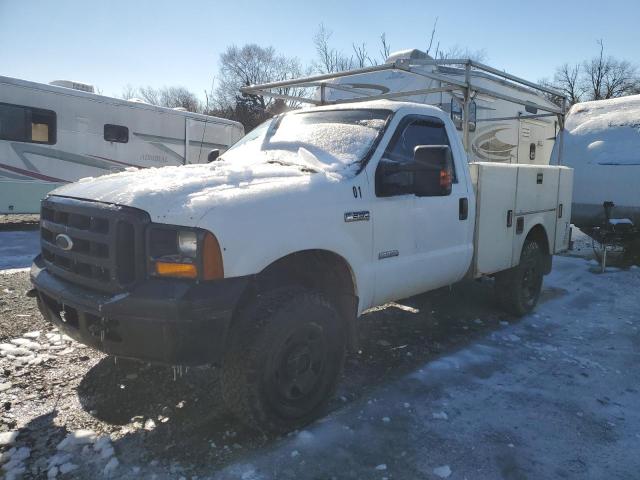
xmin=459 ymin=197 xmax=468 ymax=220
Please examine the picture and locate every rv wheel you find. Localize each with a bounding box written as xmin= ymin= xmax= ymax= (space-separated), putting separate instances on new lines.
xmin=221 ymin=287 xmax=346 ymax=433
xmin=495 ymin=239 xmax=544 ymax=316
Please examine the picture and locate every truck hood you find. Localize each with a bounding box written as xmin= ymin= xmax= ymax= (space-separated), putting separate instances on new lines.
xmin=51 ymin=159 xmax=342 ymax=225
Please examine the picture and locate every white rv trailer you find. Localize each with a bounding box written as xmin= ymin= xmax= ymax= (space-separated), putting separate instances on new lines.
xmin=241 ymin=49 xmax=566 ymax=165
xmin=0 ymin=75 xmax=244 ymax=214
xmin=550 ymin=94 xmax=640 ymax=230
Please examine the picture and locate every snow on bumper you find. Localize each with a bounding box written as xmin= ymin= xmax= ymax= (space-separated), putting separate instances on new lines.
xmin=30 ymin=255 xmax=249 ymax=365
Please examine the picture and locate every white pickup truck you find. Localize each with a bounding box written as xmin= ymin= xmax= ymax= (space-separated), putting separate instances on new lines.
xmin=30 ymin=100 xmax=573 ymax=432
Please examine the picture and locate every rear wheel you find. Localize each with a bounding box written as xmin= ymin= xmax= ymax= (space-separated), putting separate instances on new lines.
xmin=495 ymin=239 xmax=544 ymax=316
xmin=221 ymin=287 xmax=346 ymax=433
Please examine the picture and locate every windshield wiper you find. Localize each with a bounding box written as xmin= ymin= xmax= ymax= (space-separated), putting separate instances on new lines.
xmin=266 ymin=159 xmax=319 ymax=174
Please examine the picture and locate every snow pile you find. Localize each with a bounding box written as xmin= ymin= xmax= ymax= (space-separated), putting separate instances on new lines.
xmin=0 ymin=329 xmax=75 ymax=369
xmin=1 ymin=446 xmax=30 ymax=479
xmin=46 ymin=431 xmax=119 ymax=478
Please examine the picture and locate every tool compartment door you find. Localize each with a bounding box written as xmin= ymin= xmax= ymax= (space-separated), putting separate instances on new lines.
xmin=554 ymin=167 xmax=574 ymax=253
xmin=471 ymin=163 xmax=517 ymax=276
xmin=511 ymin=165 xmax=561 ymax=265
xmin=515 ymin=165 xmax=560 ymax=214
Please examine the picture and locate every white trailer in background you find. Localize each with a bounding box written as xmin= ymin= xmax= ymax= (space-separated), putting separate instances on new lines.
xmin=0 ymin=75 xmax=244 ymax=214
xmin=550 ymin=94 xmax=640 ymax=229
xmin=241 ymin=49 xmax=566 ymax=165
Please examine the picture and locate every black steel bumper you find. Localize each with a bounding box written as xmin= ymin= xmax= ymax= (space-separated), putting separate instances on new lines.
xmin=30 ymin=255 xmax=250 ymax=365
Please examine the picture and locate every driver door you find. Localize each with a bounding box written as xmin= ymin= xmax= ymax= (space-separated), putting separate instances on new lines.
xmin=371 ymin=115 xmax=471 ymax=306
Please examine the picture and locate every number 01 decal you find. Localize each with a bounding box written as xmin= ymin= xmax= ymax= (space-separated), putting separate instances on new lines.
xmin=352 ymin=186 xmax=362 ymax=199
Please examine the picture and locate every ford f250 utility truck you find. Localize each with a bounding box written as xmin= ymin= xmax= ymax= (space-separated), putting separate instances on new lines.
xmin=30 ymin=100 xmax=573 ymax=432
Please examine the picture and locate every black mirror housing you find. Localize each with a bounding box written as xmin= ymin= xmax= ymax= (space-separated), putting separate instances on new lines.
xmin=207 ymin=149 xmax=220 ymax=163
xmin=412 ymin=145 xmax=453 ymax=197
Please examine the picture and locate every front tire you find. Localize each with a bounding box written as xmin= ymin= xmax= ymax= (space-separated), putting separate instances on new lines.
xmin=221 ymin=287 xmax=346 ymax=433
xmin=495 ymin=239 xmax=545 ymax=316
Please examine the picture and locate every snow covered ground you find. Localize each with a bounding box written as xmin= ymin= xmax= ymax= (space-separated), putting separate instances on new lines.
xmin=0 ymin=230 xmax=639 ymax=478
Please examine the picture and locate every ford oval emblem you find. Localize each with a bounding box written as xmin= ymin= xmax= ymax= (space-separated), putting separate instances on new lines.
xmin=55 ymin=233 xmax=74 ymax=251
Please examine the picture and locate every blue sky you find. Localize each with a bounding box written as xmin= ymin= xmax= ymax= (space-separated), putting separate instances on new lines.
xmin=1 ymin=0 xmax=638 ymax=101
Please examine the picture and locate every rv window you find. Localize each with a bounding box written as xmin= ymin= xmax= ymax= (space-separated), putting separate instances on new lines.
xmin=0 ymin=102 xmax=56 ymax=144
xmin=104 ymin=124 xmax=129 ymax=143
xmin=450 ymin=98 xmax=476 ymax=132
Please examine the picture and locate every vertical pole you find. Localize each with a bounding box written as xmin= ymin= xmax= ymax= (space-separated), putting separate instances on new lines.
xmin=462 ymin=61 xmax=471 ymax=153
xmin=556 ymin=96 xmax=567 ymax=165
xmin=320 ymin=83 xmax=326 ymax=105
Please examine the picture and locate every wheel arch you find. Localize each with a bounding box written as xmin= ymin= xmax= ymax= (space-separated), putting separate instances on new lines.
xmin=523 ymin=223 xmax=553 ymax=274
xmin=235 ymin=249 xmax=360 ymax=351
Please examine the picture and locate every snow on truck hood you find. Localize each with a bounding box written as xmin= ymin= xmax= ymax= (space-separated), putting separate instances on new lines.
xmin=51 ymin=155 xmax=348 ymax=225
xmin=51 ymin=106 xmax=391 ymax=224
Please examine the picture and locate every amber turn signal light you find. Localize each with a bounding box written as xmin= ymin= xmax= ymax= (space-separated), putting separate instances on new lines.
xmin=202 ymin=231 xmax=224 ymax=280
xmin=155 ymin=261 xmax=198 ymax=279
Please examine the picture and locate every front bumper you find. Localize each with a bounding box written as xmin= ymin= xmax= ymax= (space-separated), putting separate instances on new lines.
xmin=30 ymin=255 xmax=249 ymax=365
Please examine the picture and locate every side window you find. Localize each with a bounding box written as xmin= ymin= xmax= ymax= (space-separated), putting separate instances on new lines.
xmin=0 ymin=102 xmax=56 ymax=144
xmin=104 ymin=124 xmax=129 ymax=143
xmin=450 ymin=98 xmax=476 ymax=132
xmin=384 ymin=117 xmax=450 ymax=164
xmin=378 ymin=116 xmax=456 ymax=196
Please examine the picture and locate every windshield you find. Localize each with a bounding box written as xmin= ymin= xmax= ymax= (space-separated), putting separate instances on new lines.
xmin=221 ymin=109 xmax=391 ymax=178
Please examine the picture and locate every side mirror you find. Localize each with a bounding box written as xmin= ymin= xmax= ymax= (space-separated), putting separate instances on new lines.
xmin=375 ymin=159 xmax=411 ymax=197
xmin=412 ymin=145 xmax=453 ymax=197
xmin=207 ymin=149 xmax=220 ymax=163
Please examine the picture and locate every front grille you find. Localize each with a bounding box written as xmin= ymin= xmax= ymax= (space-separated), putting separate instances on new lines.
xmin=40 ymin=197 xmax=150 ymax=293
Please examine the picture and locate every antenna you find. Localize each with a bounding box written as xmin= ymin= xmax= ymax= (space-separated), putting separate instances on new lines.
xmin=196 ymin=75 xmax=217 ymax=164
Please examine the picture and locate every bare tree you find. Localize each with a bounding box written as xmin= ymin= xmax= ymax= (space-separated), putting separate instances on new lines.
xmin=541 ymin=63 xmax=584 ymax=106
xmin=602 ymin=59 xmax=638 ymax=99
xmin=425 ymin=17 xmax=438 ymax=57
xmin=313 ymin=24 xmax=354 ymax=73
xmin=215 ymin=44 xmax=305 ymax=109
xmin=137 ymin=86 xmax=202 ymax=112
xmin=437 ymin=45 xmax=487 ymax=62
xmin=352 ymin=42 xmax=370 ymax=68
xmin=581 ymin=40 xmax=639 ymax=100
xmin=583 ymin=40 xmax=608 ymax=100
xmin=138 ymin=86 xmax=161 ymax=106
xmin=378 ymin=33 xmax=391 ymax=63
xmin=544 ymin=40 xmax=639 ymax=106
xmin=120 ymin=84 xmax=139 ymax=100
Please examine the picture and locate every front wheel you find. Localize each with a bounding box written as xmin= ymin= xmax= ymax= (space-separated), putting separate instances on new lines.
xmin=495 ymin=239 xmax=545 ymax=316
xmin=221 ymin=288 xmax=346 ymax=433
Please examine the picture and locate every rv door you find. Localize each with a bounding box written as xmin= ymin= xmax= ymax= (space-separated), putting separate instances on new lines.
xmin=517 ymin=119 xmax=548 ymax=165
xmin=185 ymin=118 xmax=231 ymax=164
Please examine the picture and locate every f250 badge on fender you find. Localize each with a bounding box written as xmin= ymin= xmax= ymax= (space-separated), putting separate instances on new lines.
xmin=344 ymin=211 xmax=370 ymax=222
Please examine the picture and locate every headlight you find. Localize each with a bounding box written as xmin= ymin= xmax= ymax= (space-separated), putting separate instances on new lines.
xmin=147 ymin=226 xmax=224 ymax=280
xmin=178 ymin=231 xmax=198 ymax=257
